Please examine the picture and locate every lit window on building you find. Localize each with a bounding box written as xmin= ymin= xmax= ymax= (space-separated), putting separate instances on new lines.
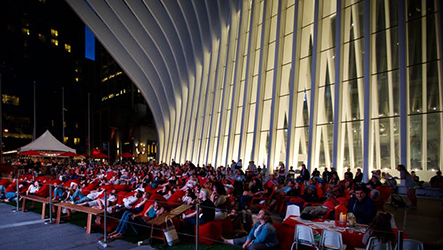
xmin=108 ymin=94 xmax=114 ymax=99
xmin=75 ymin=77 xmax=79 ymax=82
xmin=63 ymin=121 xmax=66 ymax=128
xmin=137 ymin=89 xmax=141 ymax=93
xmin=51 ymin=120 xmax=54 ymax=127
xmin=64 ymin=137 xmax=68 ymax=143
xmin=102 ymin=77 xmax=108 ymax=82
xmin=22 ymin=28 xmax=30 ymax=35
xmin=2 ymin=94 xmax=20 ymax=106
xmin=75 ymin=123 xmax=79 ymax=129
xmin=51 ymin=29 xmax=58 ymax=37
xmin=74 ymin=138 xmax=80 ymax=145
xmin=51 ymin=39 xmax=58 ymax=46
xmin=38 ymin=34 xmax=46 ymax=42
xmin=65 ymin=44 xmax=71 ymax=52
xmin=39 ymin=0 xmax=46 ymax=3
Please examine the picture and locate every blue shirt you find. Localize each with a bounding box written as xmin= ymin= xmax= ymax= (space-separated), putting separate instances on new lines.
xmin=247 ymin=222 xmax=279 ymax=247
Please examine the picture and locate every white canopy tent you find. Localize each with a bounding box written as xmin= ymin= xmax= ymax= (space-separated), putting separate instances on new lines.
xmin=18 ymin=130 xmax=76 ymax=153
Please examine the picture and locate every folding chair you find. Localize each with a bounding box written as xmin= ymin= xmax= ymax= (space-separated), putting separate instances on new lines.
xmin=319 ymin=230 xmax=344 ymax=250
xmin=395 ymin=239 xmax=424 ymax=250
xmin=290 ymin=224 xmax=319 ymax=250
xmin=284 ymin=204 xmax=301 ymax=221
xmin=364 ymin=237 xmax=393 ymax=250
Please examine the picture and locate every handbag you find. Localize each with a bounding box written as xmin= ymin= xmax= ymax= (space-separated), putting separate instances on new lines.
xmin=163 ymin=216 xmax=180 ymax=246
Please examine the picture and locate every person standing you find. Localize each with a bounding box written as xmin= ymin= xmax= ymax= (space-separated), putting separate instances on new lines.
xmin=397 ymin=164 xmax=417 ymax=209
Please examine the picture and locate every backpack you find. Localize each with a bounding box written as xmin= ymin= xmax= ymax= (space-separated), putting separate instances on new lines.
xmin=391 ymin=194 xmax=406 ymax=208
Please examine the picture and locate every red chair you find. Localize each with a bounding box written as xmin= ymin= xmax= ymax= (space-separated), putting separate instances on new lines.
xmin=249 ymin=186 xmax=278 ymax=210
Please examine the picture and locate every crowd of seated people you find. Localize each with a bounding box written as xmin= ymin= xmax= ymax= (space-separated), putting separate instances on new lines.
xmin=0 ymin=158 xmax=412 ymax=247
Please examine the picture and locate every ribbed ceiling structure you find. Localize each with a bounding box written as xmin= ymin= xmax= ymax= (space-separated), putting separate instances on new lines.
xmin=67 ymin=0 xmax=234 ymax=164
xmin=68 ymin=0 xmax=443 ymax=180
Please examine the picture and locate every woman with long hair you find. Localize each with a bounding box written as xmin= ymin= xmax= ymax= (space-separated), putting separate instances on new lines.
xmin=222 ymin=209 xmax=279 ymax=249
xmin=362 ymin=212 xmax=395 ymax=246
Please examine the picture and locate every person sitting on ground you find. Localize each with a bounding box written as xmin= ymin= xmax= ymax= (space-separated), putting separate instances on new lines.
xmin=354 ymin=168 xmax=363 ymax=183
xmin=222 ymin=209 xmax=279 ymax=250
xmin=362 ymin=212 xmax=395 ymax=246
xmin=182 ymin=188 xmax=215 ymax=225
xmin=430 ymin=170 xmax=443 ymax=188
xmin=300 ymin=191 xmax=346 ymax=220
xmin=348 ymin=186 xmax=376 ymax=224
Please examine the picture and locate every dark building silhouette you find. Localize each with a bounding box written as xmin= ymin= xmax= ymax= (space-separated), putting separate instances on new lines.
xmin=0 ymin=0 xmax=93 ymax=153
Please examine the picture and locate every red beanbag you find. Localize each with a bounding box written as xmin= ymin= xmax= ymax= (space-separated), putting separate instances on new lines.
xmin=82 ymin=183 xmax=98 ymax=196
xmin=166 ymin=190 xmax=185 ymax=208
xmin=63 ymin=180 xmax=80 ymax=188
xmin=196 ymin=220 xmax=223 ymax=245
xmin=0 ymin=179 xmax=11 ymax=188
xmin=273 ymin=223 xmax=294 ymax=250
xmin=114 ymin=184 xmax=131 ymax=192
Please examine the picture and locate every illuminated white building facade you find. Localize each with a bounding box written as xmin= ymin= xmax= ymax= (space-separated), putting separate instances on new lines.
xmin=68 ymin=0 xmax=442 ymax=181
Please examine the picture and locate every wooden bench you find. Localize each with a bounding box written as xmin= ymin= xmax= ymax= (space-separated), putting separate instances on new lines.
xmin=21 ymin=195 xmax=59 ymax=219
xmin=53 ymin=202 xmax=104 ymax=234
xmin=146 ymin=204 xmax=191 ymax=242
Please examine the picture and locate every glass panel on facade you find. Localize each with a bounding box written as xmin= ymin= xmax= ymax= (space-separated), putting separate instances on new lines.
xmin=343 ymin=39 xmax=364 ymax=80
xmin=280 ymin=64 xmax=291 ymax=95
xmin=301 ymin=0 xmax=315 ymax=27
xmin=371 ymin=27 xmax=399 ymax=74
xmin=371 ymin=70 xmax=400 ymax=118
xmin=373 ymin=0 xmax=398 ymax=32
xmin=277 ymin=95 xmax=289 ymax=129
xmin=343 ymin=1 xmax=364 ymax=42
xmin=427 ymin=113 xmax=441 ymax=171
xmin=409 ymin=115 xmax=423 ymax=170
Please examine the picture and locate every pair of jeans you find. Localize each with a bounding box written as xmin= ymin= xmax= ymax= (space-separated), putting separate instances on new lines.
xmin=53 ymin=188 xmax=64 ymax=199
xmin=185 ymin=217 xmax=208 ymax=225
xmin=71 ymin=190 xmax=86 ymax=203
xmin=5 ymin=192 xmax=17 ymax=200
xmin=115 ymin=211 xmax=146 ymax=235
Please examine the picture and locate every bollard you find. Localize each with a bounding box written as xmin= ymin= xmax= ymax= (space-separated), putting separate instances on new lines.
xmin=49 ymin=184 xmax=52 ymax=223
xmin=103 ymin=190 xmax=107 ymax=243
xmin=397 ymin=230 xmax=403 ymax=250
xmin=195 ymin=203 xmax=199 ymax=250
xmin=14 ymin=178 xmax=19 ymax=212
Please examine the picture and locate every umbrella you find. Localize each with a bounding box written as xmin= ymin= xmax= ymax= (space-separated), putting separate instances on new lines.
xmin=92 ymin=152 xmax=110 ymax=158
xmin=19 ymin=150 xmax=43 ymax=156
xmin=80 ymin=153 xmax=90 ymax=158
xmin=118 ymin=152 xmax=135 ymax=158
xmin=58 ymin=152 xmax=79 ymax=157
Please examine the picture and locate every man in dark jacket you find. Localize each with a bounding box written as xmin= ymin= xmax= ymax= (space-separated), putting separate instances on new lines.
xmin=348 ymin=186 xmax=376 ymax=224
